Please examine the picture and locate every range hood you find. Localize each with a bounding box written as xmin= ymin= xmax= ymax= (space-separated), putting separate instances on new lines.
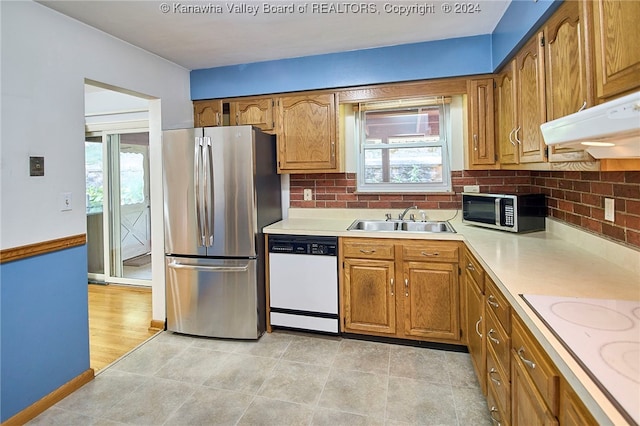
xmin=540 ymin=91 xmax=640 ymax=159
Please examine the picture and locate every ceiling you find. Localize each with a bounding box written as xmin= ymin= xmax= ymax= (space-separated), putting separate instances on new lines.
xmin=38 ymin=1 xmax=510 ymax=70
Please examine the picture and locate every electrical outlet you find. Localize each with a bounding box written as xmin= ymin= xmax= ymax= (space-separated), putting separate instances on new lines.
xmin=303 ymin=188 xmax=313 ymax=201
xmin=463 ymin=185 xmax=480 ymax=193
xmin=604 ymin=198 xmax=615 ymax=222
xmin=60 ymin=192 xmax=72 ymax=211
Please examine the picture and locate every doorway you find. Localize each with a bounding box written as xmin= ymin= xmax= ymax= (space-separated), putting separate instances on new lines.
xmin=84 ymin=82 xmax=159 ymax=371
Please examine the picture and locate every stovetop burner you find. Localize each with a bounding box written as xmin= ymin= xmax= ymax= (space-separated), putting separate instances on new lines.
xmin=522 ymin=294 xmax=640 ymax=426
xmin=550 ymin=301 xmax=635 ymax=331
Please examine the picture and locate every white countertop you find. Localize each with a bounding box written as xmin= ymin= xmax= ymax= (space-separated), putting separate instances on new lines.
xmin=264 ymin=208 xmax=640 ymax=425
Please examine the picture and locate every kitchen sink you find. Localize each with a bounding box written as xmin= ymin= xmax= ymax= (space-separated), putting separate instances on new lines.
xmin=347 ymin=219 xmax=456 ymax=233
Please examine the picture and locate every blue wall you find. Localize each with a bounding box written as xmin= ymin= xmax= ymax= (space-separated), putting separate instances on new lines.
xmin=191 ymin=35 xmax=492 ymax=99
xmin=492 ymin=0 xmax=562 ymax=70
xmin=0 ymin=246 xmax=90 ymax=422
xmin=191 ymin=0 xmax=562 ymax=100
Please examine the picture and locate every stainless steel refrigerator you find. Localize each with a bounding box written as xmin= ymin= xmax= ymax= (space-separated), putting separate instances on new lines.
xmin=162 ymin=126 xmax=281 ymax=339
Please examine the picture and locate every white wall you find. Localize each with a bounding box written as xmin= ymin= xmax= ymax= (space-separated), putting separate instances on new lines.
xmin=1 ymin=1 xmax=193 ymax=321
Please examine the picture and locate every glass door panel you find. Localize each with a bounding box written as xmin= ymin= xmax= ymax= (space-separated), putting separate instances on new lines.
xmin=105 ymin=131 xmax=152 ymax=283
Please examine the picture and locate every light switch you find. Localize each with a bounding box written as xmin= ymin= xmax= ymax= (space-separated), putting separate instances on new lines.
xmin=60 ymin=192 xmax=72 ymax=211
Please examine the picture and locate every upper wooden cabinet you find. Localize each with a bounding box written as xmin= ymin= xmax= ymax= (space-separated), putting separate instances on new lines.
xmin=275 ymin=92 xmax=339 ymax=173
xmin=590 ymin=0 xmax=640 ymax=100
xmin=193 ymin=99 xmax=223 ymax=127
xmin=467 ymin=78 xmax=497 ymax=168
xmin=229 ymin=98 xmax=275 ymax=132
xmin=543 ymin=0 xmax=594 ymax=162
xmin=495 ymin=62 xmax=519 ymax=165
xmin=515 ymin=33 xmax=547 ymax=164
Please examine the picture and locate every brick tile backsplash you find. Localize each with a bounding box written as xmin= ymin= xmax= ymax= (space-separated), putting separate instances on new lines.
xmin=289 ymin=169 xmax=640 ymax=249
xmin=530 ymin=171 xmax=640 ymax=249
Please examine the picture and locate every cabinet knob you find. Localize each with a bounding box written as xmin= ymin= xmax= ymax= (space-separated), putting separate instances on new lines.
xmin=488 ymin=328 xmax=500 ymax=345
xmin=404 ymin=278 xmax=409 ymax=297
xmin=475 ymin=317 xmax=483 ymax=338
xmin=487 ymin=295 xmax=499 ymax=308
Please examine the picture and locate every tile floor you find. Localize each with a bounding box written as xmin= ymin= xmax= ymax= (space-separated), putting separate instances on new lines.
xmin=28 ymin=331 xmax=491 ymax=425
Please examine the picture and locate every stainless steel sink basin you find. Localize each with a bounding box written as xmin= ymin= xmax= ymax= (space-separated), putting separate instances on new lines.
xmin=347 ymin=219 xmax=456 ymax=233
xmin=347 ymin=220 xmax=399 ymax=231
xmin=400 ymin=221 xmax=456 ymax=233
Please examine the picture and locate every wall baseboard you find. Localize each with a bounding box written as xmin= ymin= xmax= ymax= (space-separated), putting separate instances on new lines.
xmin=149 ymin=319 xmax=165 ymax=331
xmin=0 ymin=234 xmax=86 ymax=264
xmin=2 ymin=369 xmax=94 ymax=426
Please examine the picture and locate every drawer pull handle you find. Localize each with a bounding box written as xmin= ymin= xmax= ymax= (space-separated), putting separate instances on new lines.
xmin=475 ymin=317 xmax=483 ymax=338
xmin=487 ymin=295 xmax=499 ymax=308
xmin=517 ymin=347 xmax=536 ymax=369
xmin=359 ymin=249 xmax=376 ymax=254
xmin=489 ymin=368 xmax=501 ymax=386
xmin=404 ymin=278 xmax=409 ymax=297
xmin=421 ymin=251 xmax=440 ymax=257
xmin=489 ymin=406 xmax=502 ymax=426
xmin=390 ymin=278 xmax=394 ymax=296
xmin=466 ymin=262 xmax=475 ymax=271
xmin=488 ymin=329 xmax=500 ymax=345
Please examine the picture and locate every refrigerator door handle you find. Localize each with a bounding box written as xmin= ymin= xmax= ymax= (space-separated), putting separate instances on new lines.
xmin=168 ymin=261 xmax=249 ymax=272
xmin=194 ymin=137 xmax=206 ymax=246
xmin=203 ymin=136 xmax=214 ymax=247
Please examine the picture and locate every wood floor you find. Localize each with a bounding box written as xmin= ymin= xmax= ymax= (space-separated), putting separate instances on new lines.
xmin=88 ymin=284 xmax=159 ymax=371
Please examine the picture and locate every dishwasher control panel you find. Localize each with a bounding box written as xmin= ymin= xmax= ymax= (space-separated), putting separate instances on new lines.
xmin=268 ymin=236 xmax=337 ymax=256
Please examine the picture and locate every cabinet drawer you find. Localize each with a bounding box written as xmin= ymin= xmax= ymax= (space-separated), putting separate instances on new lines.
xmin=486 ymin=277 xmax=511 ymax=333
xmin=487 ymin=381 xmax=510 ymax=426
xmin=512 ymin=316 xmax=559 ymax=416
xmin=463 ymin=248 xmax=484 ymax=292
xmin=402 ymin=241 xmax=459 ymax=262
xmin=342 ymin=238 xmax=395 ymax=260
xmin=486 ymin=308 xmax=510 ymax=377
xmin=487 ymin=345 xmax=510 ymax=419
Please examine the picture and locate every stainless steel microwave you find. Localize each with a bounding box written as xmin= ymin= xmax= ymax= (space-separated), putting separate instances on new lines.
xmin=462 ymin=193 xmax=546 ymax=233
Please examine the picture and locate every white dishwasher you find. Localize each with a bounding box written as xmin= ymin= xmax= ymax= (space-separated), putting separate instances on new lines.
xmin=268 ymin=235 xmax=339 ymax=334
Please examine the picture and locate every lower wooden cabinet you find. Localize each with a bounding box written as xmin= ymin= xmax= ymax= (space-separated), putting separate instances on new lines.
xmin=465 ymin=258 xmax=486 ymax=395
xmin=511 ymin=350 xmax=559 ymax=426
xmin=559 ymin=378 xmax=598 ymax=426
xmin=341 ymin=238 xmax=461 ymax=344
xmin=343 ymin=257 xmax=396 ymax=335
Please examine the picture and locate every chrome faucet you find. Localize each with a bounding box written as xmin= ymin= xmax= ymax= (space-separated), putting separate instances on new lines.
xmin=399 ymin=205 xmax=418 ymax=220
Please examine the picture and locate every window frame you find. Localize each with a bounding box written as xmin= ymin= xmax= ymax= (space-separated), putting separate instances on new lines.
xmin=355 ymin=102 xmax=452 ymax=193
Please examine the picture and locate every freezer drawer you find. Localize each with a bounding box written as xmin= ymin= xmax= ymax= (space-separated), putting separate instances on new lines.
xmin=166 ymin=256 xmax=262 ymax=339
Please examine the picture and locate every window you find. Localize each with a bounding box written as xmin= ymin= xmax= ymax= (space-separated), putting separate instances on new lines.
xmin=356 ymin=99 xmax=451 ymax=193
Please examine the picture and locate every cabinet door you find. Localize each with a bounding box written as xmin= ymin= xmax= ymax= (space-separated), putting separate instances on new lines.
xmin=466 ymin=275 xmax=486 ymax=395
xmin=193 ymin=100 xmax=223 ymax=127
xmin=343 ymin=258 xmax=396 ymax=335
xmin=592 ymin=0 xmax=640 ymax=99
xmin=511 ymin=352 xmax=559 ymax=426
xmin=402 ymin=261 xmax=459 ymax=341
xmin=230 ymin=98 xmax=274 ymax=132
xmin=276 ymin=93 xmax=337 ymax=172
xmin=559 ymin=379 xmax=598 ymax=426
xmin=468 ymin=78 xmax=496 ymax=167
xmin=544 ymin=0 xmax=594 ymax=162
xmin=515 ymin=33 xmax=547 ymax=164
xmin=495 ymin=63 xmax=519 ymax=165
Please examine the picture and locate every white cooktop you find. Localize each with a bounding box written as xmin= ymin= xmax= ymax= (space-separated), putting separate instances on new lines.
xmin=522 ymin=294 xmax=640 ymax=425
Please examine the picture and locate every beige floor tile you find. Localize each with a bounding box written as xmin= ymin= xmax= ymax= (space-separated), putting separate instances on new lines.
xmin=333 ymin=339 xmax=391 ymax=374
xmin=389 ymin=345 xmax=450 ymax=385
xmin=237 ymin=396 xmax=314 ymax=425
xmin=311 ymin=407 xmax=385 ymax=425
xmin=282 ymin=335 xmax=341 ymax=366
xmin=318 ymin=368 xmax=388 ymax=418
xmin=386 ymin=376 xmax=458 ymax=425
xmin=202 ymin=353 xmax=278 ymax=393
xmin=258 ymin=360 xmax=331 ymax=405
xmin=164 ymin=387 xmax=254 ymax=425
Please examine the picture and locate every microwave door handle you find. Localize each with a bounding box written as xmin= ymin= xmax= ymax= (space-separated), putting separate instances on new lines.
xmin=194 ymin=137 xmax=205 ymax=246
xmin=495 ymin=198 xmax=501 ymax=226
xmin=203 ymin=136 xmax=214 ymax=247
